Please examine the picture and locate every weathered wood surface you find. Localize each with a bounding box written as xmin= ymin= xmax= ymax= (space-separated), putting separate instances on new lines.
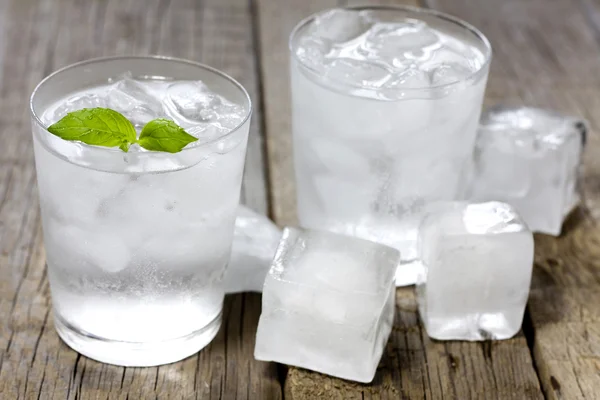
xmin=2 ymin=0 xmax=600 ymax=398
xmin=0 ymin=0 xmax=280 ymax=399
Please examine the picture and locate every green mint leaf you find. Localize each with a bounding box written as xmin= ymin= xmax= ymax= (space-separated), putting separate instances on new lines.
xmin=138 ymin=119 xmax=198 ymax=153
xmin=47 ymin=108 xmax=137 ymax=151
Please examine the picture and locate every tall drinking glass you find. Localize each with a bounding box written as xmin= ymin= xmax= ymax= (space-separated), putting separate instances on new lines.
xmin=290 ymin=6 xmax=491 ymax=285
xmin=30 ymin=56 xmax=251 ymax=366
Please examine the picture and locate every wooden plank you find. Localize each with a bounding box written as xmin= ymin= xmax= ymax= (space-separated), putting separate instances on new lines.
xmin=0 ymin=0 xmax=280 ymax=399
xmin=256 ymin=0 xmax=544 ymax=398
xmin=427 ymin=0 xmax=600 ymax=399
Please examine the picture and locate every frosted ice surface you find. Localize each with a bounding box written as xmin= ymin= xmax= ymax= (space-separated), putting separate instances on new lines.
xmin=429 ymin=62 xmax=473 ymax=86
xmin=295 ymin=9 xmax=485 ymax=92
xmin=417 ymin=201 xmax=534 ymax=341
xmin=470 ymin=106 xmax=585 ymax=235
xmin=164 ymin=81 xmax=221 ymax=124
xmin=359 ymin=20 xmax=440 ymax=68
xmin=45 ymin=220 xmax=131 ymax=273
xmin=107 ymin=74 xmax=164 ymax=128
xmin=255 ymin=227 xmax=399 ymax=382
xmin=385 ymin=68 xmax=430 ymax=90
xmin=164 ymin=81 xmax=245 ymax=128
xmin=310 ymin=9 xmax=372 ymax=43
xmin=46 ymin=94 xmax=108 ymax=124
xmin=224 ymin=205 xmax=282 ymax=293
xmin=325 ymin=58 xmax=391 ymax=88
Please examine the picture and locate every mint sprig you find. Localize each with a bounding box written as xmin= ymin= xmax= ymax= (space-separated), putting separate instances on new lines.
xmin=47 ymin=108 xmax=198 ymax=153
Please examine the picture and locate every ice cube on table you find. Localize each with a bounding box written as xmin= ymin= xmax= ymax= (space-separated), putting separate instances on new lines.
xmin=470 ymin=106 xmax=586 ymax=235
xmin=224 ymin=205 xmax=282 ymax=294
xmin=254 ymin=227 xmax=399 ymax=383
xmin=417 ymin=201 xmax=534 ymax=341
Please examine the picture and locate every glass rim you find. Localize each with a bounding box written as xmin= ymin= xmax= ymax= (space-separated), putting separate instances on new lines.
xmin=30 ymin=55 xmax=253 ymax=154
xmin=288 ymin=4 xmax=493 ymax=93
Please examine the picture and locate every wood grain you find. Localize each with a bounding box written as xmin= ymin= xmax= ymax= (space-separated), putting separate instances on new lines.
xmin=427 ymin=1 xmax=600 ymax=399
xmin=255 ymin=0 xmax=544 ymax=398
xmin=0 ymin=0 xmax=279 ymax=399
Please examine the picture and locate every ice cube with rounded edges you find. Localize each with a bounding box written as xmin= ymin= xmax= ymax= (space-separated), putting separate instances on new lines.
xmin=361 ymin=21 xmax=440 ymax=67
xmin=303 ymin=136 xmax=372 ymax=177
xmin=108 ymin=76 xmax=163 ymax=114
xmin=384 ymin=68 xmax=430 ymax=90
xmin=47 ymin=94 xmax=108 ymax=124
xmin=325 ymin=58 xmax=391 ymax=88
xmin=417 ymin=201 xmax=534 ymax=341
xmin=311 ymin=9 xmax=372 ymax=43
xmin=164 ymin=81 xmax=221 ymax=123
xmin=470 ymin=106 xmax=585 ymax=235
xmin=224 ymin=205 xmax=282 ymax=294
xmin=295 ymin=36 xmax=332 ymax=73
xmin=255 ymin=227 xmax=399 ymax=383
xmin=429 ymin=62 xmax=473 ymax=86
xmin=45 ymin=221 xmax=132 ymax=273
xmin=164 ymin=81 xmax=245 ymax=129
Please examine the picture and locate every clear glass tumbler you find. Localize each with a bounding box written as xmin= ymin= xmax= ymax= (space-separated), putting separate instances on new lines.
xmin=290 ymin=6 xmax=491 ymax=285
xmin=30 ymin=56 xmax=252 ymax=366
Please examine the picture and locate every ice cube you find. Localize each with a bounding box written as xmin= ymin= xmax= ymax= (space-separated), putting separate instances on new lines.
xmin=311 ymin=175 xmax=377 ymax=224
xmin=470 ymin=106 xmax=585 ymax=235
xmin=46 ymin=94 xmax=108 ymax=124
xmin=301 ymin=136 xmax=372 ymax=177
xmin=384 ymin=67 xmax=430 ymax=90
xmin=164 ymin=81 xmax=220 ymax=123
xmin=311 ymin=9 xmax=371 ymax=43
xmin=163 ymin=81 xmax=245 ymax=129
xmin=429 ymin=62 xmax=473 ymax=86
xmin=325 ymin=58 xmax=391 ymax=88
xmin=107 ymin=74 xmax=164 ymax=128
xmin=224 ymin=205 xmax=282 ymax=294
xmin=186 ymin=124 xmax=245 ymax=154
xmin=417 ymin=201 xmax=534 ymax=341
xmin=359 ymin=21 xmax=440 ymax=68
xmin=45 ymin=220 xmax=132 ymax=273
xmin=255 ymin=227 xmax=399 ymax=383
xmin=294 ymin=36 xmax=331 ymax=73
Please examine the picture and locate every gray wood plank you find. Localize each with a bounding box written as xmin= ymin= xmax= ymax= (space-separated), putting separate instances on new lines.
xmin=0 ymin=0 xmax=279 ymax=398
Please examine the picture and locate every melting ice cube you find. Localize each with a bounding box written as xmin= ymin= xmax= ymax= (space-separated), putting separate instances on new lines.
xmin=255 ymin=227 xmax=399 ymax=382
xmin=470 ymin=106 xmax=586 ymax=235
xmin=417 ymin=201 xmax=534 ymax=341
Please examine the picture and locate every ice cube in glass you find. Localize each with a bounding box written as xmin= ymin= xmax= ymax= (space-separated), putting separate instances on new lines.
xmin=254 ymin=227 xmax=399 ymax=383
xmin=470 ymin=106 xmax=585 ymax=235
xmin=417 ymin=201 xmax=534 ymax=341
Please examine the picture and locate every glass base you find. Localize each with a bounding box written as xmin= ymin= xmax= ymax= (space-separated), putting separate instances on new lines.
xmin=54 ymin=311 xmax=222 ymax=366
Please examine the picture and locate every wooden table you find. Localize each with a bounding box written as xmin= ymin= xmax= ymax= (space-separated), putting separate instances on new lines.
xmin=1 ymin=0 xmax=599 ymax=398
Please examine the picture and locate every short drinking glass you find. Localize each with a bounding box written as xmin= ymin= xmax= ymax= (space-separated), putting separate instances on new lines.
xmin=30 ymin=56 xmax=252 ymax=366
